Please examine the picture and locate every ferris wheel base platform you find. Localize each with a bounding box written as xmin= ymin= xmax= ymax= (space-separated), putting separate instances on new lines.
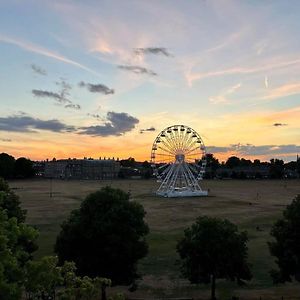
xmin=157 ymin=190 xmax=208 ymax=198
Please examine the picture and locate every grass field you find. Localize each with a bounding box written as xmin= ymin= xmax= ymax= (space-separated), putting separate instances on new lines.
xmin=9 ymin=178 xmax=300 ymax=299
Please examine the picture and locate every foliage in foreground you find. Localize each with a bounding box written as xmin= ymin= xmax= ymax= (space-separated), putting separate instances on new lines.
xmin=177 ymin=216 xmax=252 ymax=300
xmin=25 ymin=256 xmax=113 ymax=300
xmin=269 ymin=194 xmax=300 ymax=283
xmin=55 ymin=186 xmax=149 ymax=285
xmin=0 ymin=178 xmax=39 ymax=300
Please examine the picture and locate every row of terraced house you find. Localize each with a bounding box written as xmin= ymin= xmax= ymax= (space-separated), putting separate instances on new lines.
xmin=34 ymin=158 xmax=120 ymax=180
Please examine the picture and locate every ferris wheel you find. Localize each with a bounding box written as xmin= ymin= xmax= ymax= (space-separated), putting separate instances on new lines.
xmin=151 ymin=125 xmax=208 ymax=197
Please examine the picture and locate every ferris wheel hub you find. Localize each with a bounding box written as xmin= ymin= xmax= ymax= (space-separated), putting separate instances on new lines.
xmin=175 ymin=153 xmax=185 ymax=162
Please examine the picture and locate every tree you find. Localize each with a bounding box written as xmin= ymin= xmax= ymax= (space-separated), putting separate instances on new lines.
xmin=120 ymin=157 xmax=136 ymax=168
xmin=205 ymin=154 xmax=220 ymax=179
xmin=0 ymin=153 xmax=15 ymax=179
xmin=177 ymin=216 xmax=252 ymax=300
xmin=25 ymin=256 xmax=113 ymax=300
xmin=14 ymin=157 xmax=35 ymax=178
xmin=141 ymin=161 xmax=152 ymax=179
xmin=269 ymin=195 xmax=300 ymax=283
xmin=25 ymin=256 xmax=63 ymax=299
xmin=0 ymin=179 xmax=39 ymax=300
xmin=0 ymin=208 xmax=39 ymax=300
xmin=225 ymin=156 xmax=240 ymax=169
xmin=0 ymin=178 xmax=26 ymax=223
xmin=269 ymin=158 xmax=284 ymax=179
xmin=55 ymin=186 xmax=149 ymax=285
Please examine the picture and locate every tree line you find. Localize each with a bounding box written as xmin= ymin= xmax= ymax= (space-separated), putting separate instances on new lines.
xmin=1 ymin=177 xmax=300 ymax=299
xmin=0 ymin=153 xmax=34 ymax=179
xmin=1 ymin=151 xmax=299 ymax=180
xmin=120 ymin=155 xmax=300 ymax=180
xmin=205 ymin=154 xmax=300 ymax=179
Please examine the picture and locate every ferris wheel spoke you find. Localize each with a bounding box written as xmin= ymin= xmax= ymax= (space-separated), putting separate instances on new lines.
xmin=157 ymin=163 xmax=171 ymax=170
xmin=167 ymin=131 xmax=178 ymax=153
xmin=182 ymin=163 xmax=196 ymax=187
xmin=160 ymin=164 xmax=172 ymax=177
xmin=176 ymin=128 xmax=185 ymax=151
xmin=162 ymin=137 xmax=177 ymax=154
xmin=155 ymin=153 xmax=174 ymax=157
xmin=160 ymin=139 xmax=177 ymax=155
xmin=184 ymin=140 xmax=198 ymax=152
xmin=185 ymin=152 xmax=201 ymax=159
xmin=185 ymin=162 xmax=200 ymax=184
xmin=157 ymin=145 xmax=176 ymax=156
xmin=186 ymin=151 xmax=200 ymax=156
xmin=182 ymin=134 xmax=195 ymax=152
xmin=185 ymin=146 xmax=200 ymax=154
xmin=174 ymin=128 xmax=181 ymax=150
xmin=184 ymin=146 xmax=200 ymax=156
xmin=181 ymin=130 xmax=191 ymax=150
xmin=185 ymin=133 xmax=201 ymax=149
xmin=170 ymin=130 xmax=181 ymax=152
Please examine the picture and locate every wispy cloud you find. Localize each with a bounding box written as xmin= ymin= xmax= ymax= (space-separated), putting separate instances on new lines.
xmin=79 ymin=111 xmax=139 ymax=136
xmin=254 ymin=40 xmax=268 ymax=56
xmin=118 ymin=65 xmax=157 ymax=76
xmin=187 ymin=58 xmax=300 ymax=85
xmin=31 ymin=64 xmax=47 ymax=75
xmin=0 ymin=34 xmax=97 ymax=75
xmin=64 ymin=103 xmax=81 ymax=110
xmin=263 ymin=82 xmax=300 ymax=100
xmin=264 ymin=76 xmax=269 ymax=88
xmin=207 ymin=143 xmax=300 ymax=156
xmin=79 ymin=81 xmax=114 ymax=94
xmin=140 ymin=126 xmax=156 ymax=134
xmin=87 ymin=113 xmax=102 ymax=120
xmin=134 ymin=47 xmax=172 ymax=57
xmin=32 ymin=79 xmax=81 ymax=109
xmin=0 ymin=114 xmax=76 ymax=133
xmin=32 ymin=90 xmax=62 ymax=102
xmin=209 ymin=83 xmax=242 ymax=104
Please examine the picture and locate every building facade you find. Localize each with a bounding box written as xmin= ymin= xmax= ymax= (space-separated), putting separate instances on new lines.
xmin=44 ymin=158 xmax=120 ymax=179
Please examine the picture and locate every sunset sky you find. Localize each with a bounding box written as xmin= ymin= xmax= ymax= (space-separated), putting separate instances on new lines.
xmin=1 ymin=0 xmax=300 ymax=162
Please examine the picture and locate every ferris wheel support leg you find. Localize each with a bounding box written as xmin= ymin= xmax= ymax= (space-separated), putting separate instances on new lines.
xmin=157 ymin=163 xmax=175 ymax=196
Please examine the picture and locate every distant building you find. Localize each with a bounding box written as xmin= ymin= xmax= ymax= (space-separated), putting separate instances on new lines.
xmin=44 ymin=158 xmax=120 ymax=179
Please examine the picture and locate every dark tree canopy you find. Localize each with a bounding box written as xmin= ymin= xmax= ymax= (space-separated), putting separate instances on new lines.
xmin=269 ymin=195 xmax=300 ymax=283
xmin=269 ymin=158 xmax=284 ymax=179
xmin=225 ymin=156 xmax=240 ymax=169
xmin=177 ymin=216 xmax=252 ymax=299
xmin=204 ymin=154 xmax=220 ymax=179
xmin=14 ymin=157 xmax=35 ymax=178
xmin=0 ymin=153 xmax=15 ymax=179
xmin=55 ymin=186 xmax=149 ymax=285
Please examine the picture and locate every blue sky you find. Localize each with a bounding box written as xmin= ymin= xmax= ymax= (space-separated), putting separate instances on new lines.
xmin=0 ymin=0 xmax=300 ymax=161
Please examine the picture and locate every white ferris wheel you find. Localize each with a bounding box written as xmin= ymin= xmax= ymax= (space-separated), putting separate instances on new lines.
xmin=151 ymin=125 xmax=208 ymax=197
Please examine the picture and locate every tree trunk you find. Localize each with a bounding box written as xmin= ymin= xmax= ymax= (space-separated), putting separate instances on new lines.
xmin=211 ymin=274 xmax=216 ymax=300
xmin=101 ymin=284 xmax=107 ymax=300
